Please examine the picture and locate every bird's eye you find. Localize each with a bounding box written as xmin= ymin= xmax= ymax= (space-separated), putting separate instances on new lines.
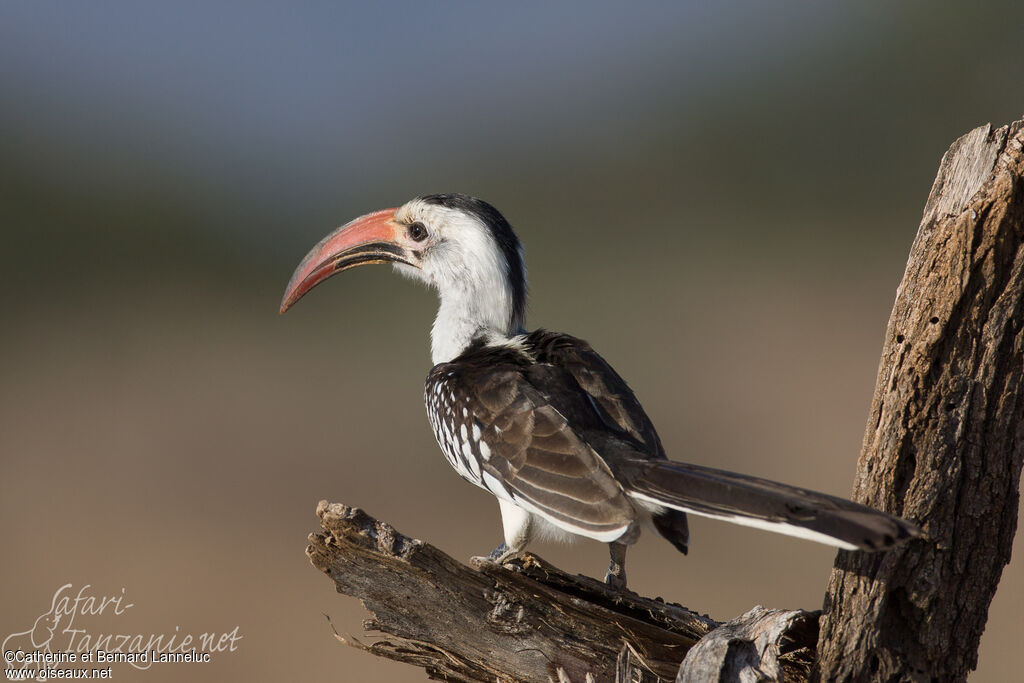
xmin=407 ymin=222 xmax=428 ymax=242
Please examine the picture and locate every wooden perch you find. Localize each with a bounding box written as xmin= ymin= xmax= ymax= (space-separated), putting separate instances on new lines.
xmin=818 ymin=119 xmax=1024 ymax=681
xmin=307 ymin=501 xmax=818 ymax=682
xmin=307 ymin=118 xmax=1024 ymax=682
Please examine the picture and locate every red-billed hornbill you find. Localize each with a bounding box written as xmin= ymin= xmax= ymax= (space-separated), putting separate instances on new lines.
xmin=281 ymin=193 xmax=922 ymax=588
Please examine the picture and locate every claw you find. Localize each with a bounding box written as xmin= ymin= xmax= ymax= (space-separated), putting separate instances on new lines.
xmin=605 ymin=541 xmax=629 ymax=590
xmin=604 ymin=571 xmax=628 ymax=590
xmin=471 ymin=542 xmax=522 ymax=566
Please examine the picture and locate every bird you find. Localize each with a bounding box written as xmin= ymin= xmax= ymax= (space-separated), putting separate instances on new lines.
xmin=280 ymin=193 xmax=922 ymax=588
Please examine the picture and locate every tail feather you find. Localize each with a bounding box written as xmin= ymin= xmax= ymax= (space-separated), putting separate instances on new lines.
xmin=623 ymin=459 xmax=923 ymax=551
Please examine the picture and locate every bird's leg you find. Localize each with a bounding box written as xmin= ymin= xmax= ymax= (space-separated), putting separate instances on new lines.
xmin=486 ymin=542 xmax=510 ymax=561
xmin=486 ymin=542 xmax=523 ymax=564
xmin=475 ymin=499 xmax=534 ymax=564
xmin=605 ymin=542 xmax=629 ymax=589
xmin=605 ymin=523 xmax=639 ymax=589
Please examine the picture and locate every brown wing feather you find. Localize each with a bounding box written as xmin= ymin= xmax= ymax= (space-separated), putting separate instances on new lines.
xmin=524 ymin=331 xmax=689 ymax=553
xmin=527 ymin=330 xmax=666 ymax=459
xmin=436 ymin=356 xmax=637 ymax=538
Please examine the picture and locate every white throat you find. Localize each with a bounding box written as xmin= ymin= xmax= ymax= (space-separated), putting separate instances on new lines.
xmin=431 ymin=282 xmax=520 ymax=364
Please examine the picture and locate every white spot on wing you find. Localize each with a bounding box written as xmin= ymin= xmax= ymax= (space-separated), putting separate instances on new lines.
xmin=462 ymin=443 xmax=481 ymax=478
xmin=482 ymin=471 xmax=507 ymax=497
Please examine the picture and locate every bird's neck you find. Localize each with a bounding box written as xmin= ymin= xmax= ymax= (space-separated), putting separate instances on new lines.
xmin=431 ymin=283 xmax=523 ymax=365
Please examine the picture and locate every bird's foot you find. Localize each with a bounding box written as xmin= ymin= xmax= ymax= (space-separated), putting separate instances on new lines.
xmin=604 ymin=567 xmax=628 ymax=591
xmin=487 ymin=542 xmax=510 ymax=561
xmin=471 ymin=542 xmax=522 ymax=566
xmin=605 ymin=541 xmax=629 ymax=590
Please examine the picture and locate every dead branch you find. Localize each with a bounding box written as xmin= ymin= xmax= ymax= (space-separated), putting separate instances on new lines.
xmin=308 ymin=501 xmax=820 ymax=682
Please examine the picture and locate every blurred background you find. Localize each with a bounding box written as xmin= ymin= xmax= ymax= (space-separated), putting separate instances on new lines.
xmin=2 ymin=2 xmax=1022 ymax=681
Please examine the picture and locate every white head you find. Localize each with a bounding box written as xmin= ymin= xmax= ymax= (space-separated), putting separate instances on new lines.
xmin=280 ymin=193 xmax=528 ymax=364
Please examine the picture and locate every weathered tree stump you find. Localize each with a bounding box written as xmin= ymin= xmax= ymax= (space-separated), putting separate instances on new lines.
xmin=308 ymin=118 xmax=1024 ymax=682
xmin=817 ymin=119 xmax=1024 ymax=682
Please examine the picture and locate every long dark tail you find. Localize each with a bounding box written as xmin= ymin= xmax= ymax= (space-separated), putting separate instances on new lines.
xmin=621 ymin=459 xmax=923 ymax=551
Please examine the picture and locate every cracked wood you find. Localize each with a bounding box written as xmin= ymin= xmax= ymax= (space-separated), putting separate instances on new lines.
xmin=817 ymin=119 xmax=1024 ymax=682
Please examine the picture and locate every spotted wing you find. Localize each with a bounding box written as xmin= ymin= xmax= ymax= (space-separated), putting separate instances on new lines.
xmin=428 ymin=356 xmax=637 ymax=542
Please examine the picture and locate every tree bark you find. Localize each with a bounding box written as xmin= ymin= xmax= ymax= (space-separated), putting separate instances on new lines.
xmin=308 ymin=501 xmax=818 ymax=682
xmin=675 ymin=607 xmax=818 ymax=683
xmin=816 ymin=119 xmax=1024 ymax=681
